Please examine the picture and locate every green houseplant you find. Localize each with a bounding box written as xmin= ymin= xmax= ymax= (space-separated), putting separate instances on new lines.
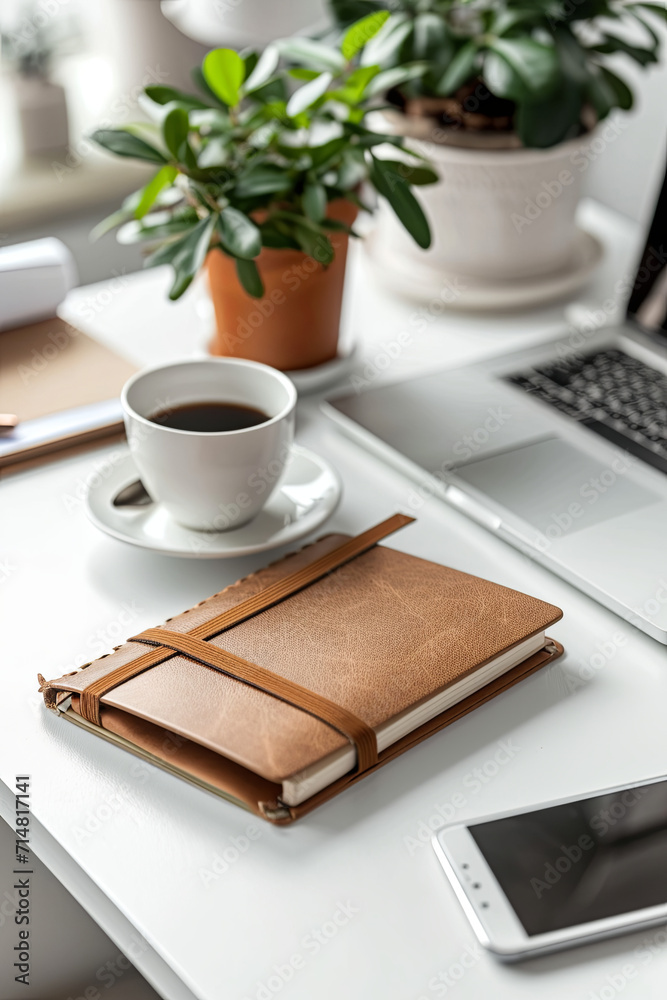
xmin=331 ymin=0 xmax=665 ymax=146
xmin=91 ymin=14 xmax=437 ymax=370
xmin=329 ymin=0 xmax=666 ymax=304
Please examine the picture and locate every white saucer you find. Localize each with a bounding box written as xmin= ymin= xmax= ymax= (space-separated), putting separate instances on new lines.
xmin=85 ymin=445 xmax=342 ymax=558
xmin=366 ymin=228 xmax=604 ymax=311
xmin=286 ymin=341 xmax=359 ymax=394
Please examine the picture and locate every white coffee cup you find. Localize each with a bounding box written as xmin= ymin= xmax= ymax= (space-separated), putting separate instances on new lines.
xmin=121 ymin=358 xmax=296 ymax=531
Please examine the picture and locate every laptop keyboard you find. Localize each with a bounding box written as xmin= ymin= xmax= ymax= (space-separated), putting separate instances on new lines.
xmin=505 ymin=348 xmax=667 ymax=475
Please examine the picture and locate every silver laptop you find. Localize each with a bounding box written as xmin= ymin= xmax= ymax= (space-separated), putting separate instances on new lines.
xmin=324 ymin=168 xmax=667 ymax=643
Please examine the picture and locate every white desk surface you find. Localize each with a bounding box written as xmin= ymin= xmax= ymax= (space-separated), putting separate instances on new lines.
xmin=3 ymin=200 xmax=667 ymax=1000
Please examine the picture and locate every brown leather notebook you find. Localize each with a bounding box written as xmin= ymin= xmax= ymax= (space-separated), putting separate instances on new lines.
xmin=40 ymin=515 xmax=564 ymax=824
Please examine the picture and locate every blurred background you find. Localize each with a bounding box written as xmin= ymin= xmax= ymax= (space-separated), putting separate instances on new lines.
xmin=0 ymin=0 xmax=665 ymax=287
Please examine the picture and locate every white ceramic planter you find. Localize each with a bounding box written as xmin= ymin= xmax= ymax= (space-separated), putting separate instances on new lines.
xmin=370 ymin=111 xmax=597 ymax=302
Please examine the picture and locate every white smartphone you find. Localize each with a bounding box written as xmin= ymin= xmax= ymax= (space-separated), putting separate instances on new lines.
xmin=432 ymin=775 xmax=667 ymax=961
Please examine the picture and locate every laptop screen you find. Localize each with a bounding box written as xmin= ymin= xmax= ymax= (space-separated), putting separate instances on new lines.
xmin=627 ymin=165 xmax=667 ymax=338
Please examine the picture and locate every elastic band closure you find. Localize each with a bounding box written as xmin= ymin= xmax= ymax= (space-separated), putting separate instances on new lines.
xmin=78 ymin=513 xmax=414 ymax=727
xmin=131 ymin=628 xmax=378 ymax=773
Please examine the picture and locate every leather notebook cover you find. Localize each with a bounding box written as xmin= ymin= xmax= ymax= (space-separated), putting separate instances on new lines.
xmin=0 ymin=316 xmax=136 ymax=469
xmin=40 ymin=515 xmax=564 ymax=824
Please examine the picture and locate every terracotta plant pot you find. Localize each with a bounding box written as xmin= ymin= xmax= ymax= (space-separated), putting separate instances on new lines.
xmin=206 ymin=200 xmax=357 ymax=371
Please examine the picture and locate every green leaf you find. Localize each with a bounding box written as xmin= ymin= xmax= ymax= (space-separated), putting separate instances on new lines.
xmin=289 ymin=68 xmax=321 ymax=81
xmin=482 ymin=50 xmax=525 ymax=100
xmin=629 ymin=2 xmax=667 ymax=22
xmin=159 ymin=216 xmax=217 ymax=300
xmin=303 ymin=182 xmax=327 ymax=222
xmin=598 ymin=66 xmax=634 ymax=111
xmin=162 ymin=108 xmax=189 ymax=159
xmin=242 ymin=45 xmax=280 ymax=94
xmin=589 ymin=32 xmax=658 ymax=66
xmin=144 ymin=85 xmax=210 ymax=110
xmin=360 ymin=14 xmax=413 ymax=68
xmin=585 ymin=69 xmax=616 ymax=120
xmin=203 ymin=48 xmax=245 ymax=107
xmin=413 ymin=13 xmax=450 ymax=60
xmin=90 ymin=190 xmax=143 ymax=241
xmin=235 ymin=258 xmax=265 ymax=298
xmin=134 ymin=165 xmax=178 ymax=219
xmin=276 ymin=37 xmax=346 ymax=74
xmin=337 ymin=150 xmax=368 ymax=189
xmin=243 ymin=51 xmax=259 ymax=78
xmin=234 ymin=164 xmax=292 ymax=198
xmin=144 ymin=238 xmax=186 ymax=269
xmin=90 ymin=129 xmax=167 ymax=164
xmin=197 ymin=136 xmax=229 ymax=169
xmin=286 ymin=72 xmax=333 ymax=117
xmin=123 ymin=212 xmax=199 ymax=245
xmin=516 ymin=81 xmax=582 ymax=147
xmin=366 ymin=62 xmax=428 ymax=97
xmin=436 ymin=40 xmax=479 ymax=95
xmin=375 ymin=159 xmax=439 ymax=185
xmin=178 ymin=139 xmax=198 ymax=171
xmin=344 ymin=64 xmax=381 ymax=98
xmin=191 ymin=65 xmax=227 ymax=107
xmin=370 ymin=155 xmax=431 ymax=249
xmin=492 ymin=9 xmax=541 ymax=36
xmin=628 ymin=8 xmax=661 ymax=49
xmin=292 ymin=223 xmax=335 ymax=265
xmin=260 ymin=223 xmax=300 ymax=250
xmin=308 ymin=137 xmax=349 ymax=166
xmin=217 ymin=207 xmax=262 ymax=259
xmin=486 ymin=37 xmax=560 ymax=97
xmin=341 ymin=10 xmax=390 ymax=61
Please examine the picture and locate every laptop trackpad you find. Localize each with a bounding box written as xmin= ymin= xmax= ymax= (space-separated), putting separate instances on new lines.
xmin=454 ymin=437 xmax=660 ymax=537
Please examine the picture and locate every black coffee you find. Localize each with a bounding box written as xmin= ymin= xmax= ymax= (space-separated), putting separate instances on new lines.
xmin=149 ymin=401 xmax=269 ymax=432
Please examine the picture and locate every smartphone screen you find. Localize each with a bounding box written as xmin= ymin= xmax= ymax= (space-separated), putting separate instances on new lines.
xmin=468 ymin=779 xmax=667 ymax=936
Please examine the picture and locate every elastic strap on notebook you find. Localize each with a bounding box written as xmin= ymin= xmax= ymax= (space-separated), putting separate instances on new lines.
xmin=128 ymin=628 xmax=378 ymax=772
xmin=78 ymin=513 xmax=414 ymax=748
